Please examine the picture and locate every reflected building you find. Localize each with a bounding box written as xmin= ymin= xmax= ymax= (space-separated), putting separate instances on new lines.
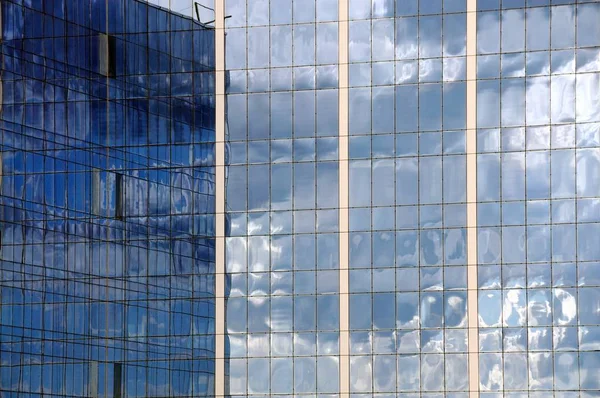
xmin=0 ymin=1 xmax=217 ymax=396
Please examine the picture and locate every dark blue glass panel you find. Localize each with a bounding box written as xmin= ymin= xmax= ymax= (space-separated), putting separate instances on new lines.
xmin=0 ymin=0 xmax=216 ymax=396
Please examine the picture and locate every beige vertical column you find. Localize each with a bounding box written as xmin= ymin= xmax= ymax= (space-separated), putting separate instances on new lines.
xmin=338 ymin=0 xmax=349 ymax=396
xmin=466 ymin=0 xmax=479 ymax=397
xmin=214 ymin=0 xmax=226 ymax=396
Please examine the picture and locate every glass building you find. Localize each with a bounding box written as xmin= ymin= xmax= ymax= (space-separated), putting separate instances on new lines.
xmin=475 ymin=0 xmax=600 ymax=395
xmin=0 ymin=0 xmax=217 ymax=396
xmin=224 ymin=0 xmax=343 ymax=395
xmin=221 ymin=0 xmax=600 ymax=396
xmin=2 ymin=0 xmax=600 ymax=397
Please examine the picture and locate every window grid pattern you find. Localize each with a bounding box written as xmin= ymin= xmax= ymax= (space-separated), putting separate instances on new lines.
xmin=347 ymin=0 xmax=470 ymax=395
xmin=0 ymin=1 xmax=217 ymax=397
xmin=224 ymin=0 xmax=342 ymax=395
xmin=476 ymin=0 xmax=600 ymax=394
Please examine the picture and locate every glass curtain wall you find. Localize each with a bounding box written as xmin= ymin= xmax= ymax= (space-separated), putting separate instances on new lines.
xmin=0 ymin=1 xmax=216 ymax=396
xmin=224 ymin=0 xmax=341 ymax=395
xmin=476 ymin=0 xmax=600 ymax=395
xmin=347 ymin=0 xmax=469 ymax=395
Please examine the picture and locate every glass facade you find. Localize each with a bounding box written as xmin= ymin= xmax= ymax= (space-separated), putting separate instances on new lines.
xmin=224 ymin=0 xmax=341 ymax=395
xmin=1 ymin=0 xmax=600 ymax=396
xmin=476 ymin=1 xmax=600 ymax=395
xmin=347 ymin=0 xmax=469 ymax=395
xmin=0 ymin=1 xmax=217 ymax=396
xmin=223 ymin=0 xmax=600 ymax=396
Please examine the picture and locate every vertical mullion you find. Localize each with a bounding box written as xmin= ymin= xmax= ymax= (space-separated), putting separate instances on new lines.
xmin=215 ymin=0 xmax=226 ymax=395
xmin=466 ymin=0 xmax=479 ymax=397
xmin=338 ymin=0 xmax=349 ymax=396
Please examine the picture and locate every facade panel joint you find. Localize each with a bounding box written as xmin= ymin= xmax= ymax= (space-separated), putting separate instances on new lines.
xmin=338 ymin=0 xmax=350 ymax=396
